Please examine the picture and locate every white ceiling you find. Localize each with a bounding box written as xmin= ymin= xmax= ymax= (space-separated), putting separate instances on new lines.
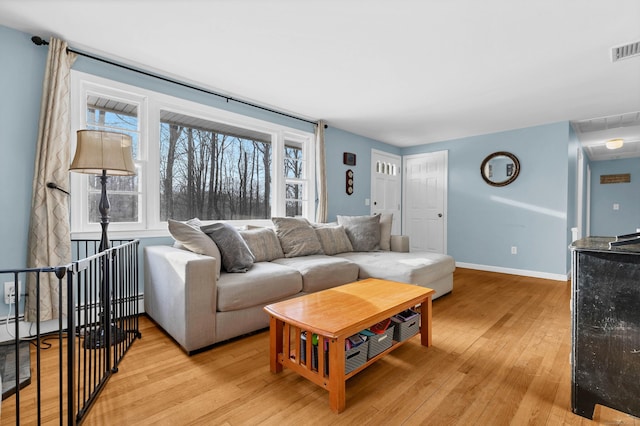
xmin=1 ymin=1 xmax=639 ymax=160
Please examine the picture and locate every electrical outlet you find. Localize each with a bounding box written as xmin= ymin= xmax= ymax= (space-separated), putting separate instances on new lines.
xmin=4 ymin=281 xmax=20 ymax=305
xmin=511 ymin=246 xmax=518 ymax=255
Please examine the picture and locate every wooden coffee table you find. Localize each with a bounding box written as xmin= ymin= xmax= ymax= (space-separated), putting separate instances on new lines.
xmin=264 ymin=278 xmax=434 ymax=413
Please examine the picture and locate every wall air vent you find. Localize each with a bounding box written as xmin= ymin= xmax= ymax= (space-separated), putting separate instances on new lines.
xmin=612 ymin=41 xmax=640 ymax=62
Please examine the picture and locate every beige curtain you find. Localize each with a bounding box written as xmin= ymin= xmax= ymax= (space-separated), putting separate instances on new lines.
xmin=315 ymin=120 xmax=328 ymax=223
xmin=26 ymin=38 xmax=77 ymax=322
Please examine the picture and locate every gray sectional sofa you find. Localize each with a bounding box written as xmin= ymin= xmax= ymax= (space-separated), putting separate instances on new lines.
xmin=144 ymin=215 xmax=455 ymax=354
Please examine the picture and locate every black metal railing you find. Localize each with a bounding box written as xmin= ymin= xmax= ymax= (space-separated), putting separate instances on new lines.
xmin=0 ymin=239 xmax=140 ymax=425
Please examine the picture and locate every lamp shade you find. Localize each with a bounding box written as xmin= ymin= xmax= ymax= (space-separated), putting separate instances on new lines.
xmin=70 ymin=130 xmax=136 ymax=176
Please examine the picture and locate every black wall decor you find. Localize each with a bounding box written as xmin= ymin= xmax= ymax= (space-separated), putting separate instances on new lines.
xmin=343 ymin=152 xmax=356 ymax=166
xmin=346 ymin=169 xmax=354 ymax=195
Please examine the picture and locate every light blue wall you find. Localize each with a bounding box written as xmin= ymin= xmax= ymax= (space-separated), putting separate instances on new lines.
xmin=324 ymin=127 xmax=401 ymax=221
xmin=566 ymin=124 xmax=580 ymax=271
xmin=0 ymin=27 xmax=47 ymax=270
xmin=402 ymin=122 xmax=571 ymax=276
xmin=590 ymin=158 xmax=640 ymax=236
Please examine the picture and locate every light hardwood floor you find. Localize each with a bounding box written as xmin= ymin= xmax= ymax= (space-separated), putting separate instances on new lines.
xmin=3 ymin=268 xmax=640 ymax=425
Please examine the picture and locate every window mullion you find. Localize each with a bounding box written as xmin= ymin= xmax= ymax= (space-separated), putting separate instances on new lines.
xmin=272 ymin=131 xmax=286 ymax=217
xmin=146 ymin=101 xmax=161 ymax=230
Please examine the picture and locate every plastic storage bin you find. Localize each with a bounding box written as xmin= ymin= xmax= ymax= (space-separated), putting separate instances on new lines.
xmin=301 ymin=332 xmax=368 ymax=375
xmin=366 ymin=325 xmax=394 ymax=359
xmin=345 ymin=340 xmax=369 ymax=374
xmin=392 ymin=312 xmax=421 ymax=342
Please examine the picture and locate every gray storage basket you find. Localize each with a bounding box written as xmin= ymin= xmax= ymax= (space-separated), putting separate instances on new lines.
xmin=345 ymin=340 xmax=369 ymax=374
xmin=302 ymin=332 xmax=367 ymax=375
xmin=392 ymin=312 xmax=421 ymax=342
xmin=366 ymin=325 xmax=394 ymax=359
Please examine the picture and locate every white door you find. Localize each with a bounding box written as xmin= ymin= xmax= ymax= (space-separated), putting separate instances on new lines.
xmin=371 ymin=149 xmax=401 ymax=235
xmin=403 ymin=151 xmax=448 ymax=253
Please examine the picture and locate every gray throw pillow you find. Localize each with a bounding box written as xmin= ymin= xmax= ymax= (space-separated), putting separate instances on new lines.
xmin=239 ymin=228 xmax=284 ymax=262
xmin=167 ymin=218 xmax=222 ymax=278
xmin=272 ymin=217 xmax=324 ymax=258
xmin=337 ymin=215 xmax=381 ymax=252
xmin=314 ymin=225 xmax=353 ymax=255
xmin=201 ymin=222 xmax=255 ymax=273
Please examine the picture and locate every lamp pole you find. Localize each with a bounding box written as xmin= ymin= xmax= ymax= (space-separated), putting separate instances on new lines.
xmin=98 ymin=170 xmax=110 ymax=252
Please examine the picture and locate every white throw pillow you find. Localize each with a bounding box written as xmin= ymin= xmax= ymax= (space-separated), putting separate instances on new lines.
xmin=168 ymin=218 xmax=222 ymax=278
xmin=272 ymin=217 xmax=324 ymax=258
xmin=314 ymin=225 xmax=353 ymax=255
xmin=337 ymin=215 xmax=381 ymax=252
xmin=239 ymin=228 xmax=284 ymax=262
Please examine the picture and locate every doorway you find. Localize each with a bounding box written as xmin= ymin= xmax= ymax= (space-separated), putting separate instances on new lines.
xmin=371 ymin=149 xmax=402 ymax=235
xmin=403 ymin=151 xmax=448 ymax=254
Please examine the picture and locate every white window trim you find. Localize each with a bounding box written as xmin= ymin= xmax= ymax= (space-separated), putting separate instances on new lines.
xmin=70 ymin=71 xmax=315 ymax=240
xmin=283 ymin=131 xmax=315 ymax=219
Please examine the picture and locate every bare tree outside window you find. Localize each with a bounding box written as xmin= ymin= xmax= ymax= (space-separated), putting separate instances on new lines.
xmin=159 ymin=117 xmax=272 ymax=221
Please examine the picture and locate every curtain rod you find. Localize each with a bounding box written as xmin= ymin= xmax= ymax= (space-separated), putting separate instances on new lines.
xmin=31 ymin=36 xmax=323 ymax=127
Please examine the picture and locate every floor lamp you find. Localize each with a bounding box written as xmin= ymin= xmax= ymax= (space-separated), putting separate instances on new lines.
xmin=70 ymin=130 xmax=136 ymax=348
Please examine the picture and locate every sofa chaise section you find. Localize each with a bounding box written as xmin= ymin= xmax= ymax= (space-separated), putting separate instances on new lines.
xmin=333 ymin=251 xmax=455 ymax=298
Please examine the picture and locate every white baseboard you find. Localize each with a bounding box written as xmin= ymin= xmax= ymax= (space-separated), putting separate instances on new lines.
xmin=456 ymin=262 xmax=569 ymax=281
xmin=0 ymin=294 xmax=145 ymax=343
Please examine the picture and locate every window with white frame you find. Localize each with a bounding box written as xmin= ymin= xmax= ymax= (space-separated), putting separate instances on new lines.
xmin=70 ymin=71 xmax=315 ymax=237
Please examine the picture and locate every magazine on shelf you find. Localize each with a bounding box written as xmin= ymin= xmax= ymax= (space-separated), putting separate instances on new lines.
xmin=369 ymin=318 xmax=391 ymax=334
xmin=346 ymin=333 xmax=365 ymax=350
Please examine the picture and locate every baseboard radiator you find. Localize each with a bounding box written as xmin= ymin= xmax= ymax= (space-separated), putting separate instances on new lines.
xmin=0 ymin=239 xmax=141 ymax=425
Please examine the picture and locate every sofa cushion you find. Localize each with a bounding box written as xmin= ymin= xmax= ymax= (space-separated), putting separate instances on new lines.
xmin=272 ymin=255 xmax=359 ymax=293
xmin=168 ymin=218 xmax=222 ymax=278
xmin=216 ymin=262 xmax=302 ymax=311
xmin=239 ymin=228 xmax=284 ymax=262
xmin=314 ymin=225 xmax=353 ymax=255
xmin=272 ymin=217 xmax=324 ymax=258
xmin=337 ymin=214 xmax=381 ymax=251
xmin=201 ymin=222 xmax=255 ymax=273
xmin=378 ymin=213 xmax=393 ymax=251
xmin=334 ymin=251 xmax=455 ymax=289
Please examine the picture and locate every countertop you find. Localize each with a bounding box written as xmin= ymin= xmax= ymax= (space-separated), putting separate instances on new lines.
xmin=570 ymin=236 xmax=640 ymax=254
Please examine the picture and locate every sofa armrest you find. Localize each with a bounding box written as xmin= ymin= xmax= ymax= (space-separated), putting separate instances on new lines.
xmin=144 ymin=245 xmax=218 ymax=353
xmin=390 ymin=235 xmax=410 ymax=252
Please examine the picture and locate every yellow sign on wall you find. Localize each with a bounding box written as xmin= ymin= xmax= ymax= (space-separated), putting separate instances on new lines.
xmin=600 ymin=174 xmax=631 ymax=184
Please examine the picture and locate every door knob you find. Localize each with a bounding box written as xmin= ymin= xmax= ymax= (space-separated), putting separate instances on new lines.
xmin=438 ymin=213 xmax=443 ymax=217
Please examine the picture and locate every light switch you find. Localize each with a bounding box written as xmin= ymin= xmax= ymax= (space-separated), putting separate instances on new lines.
xmin=613 ymin=203 xmax=620 ymax=210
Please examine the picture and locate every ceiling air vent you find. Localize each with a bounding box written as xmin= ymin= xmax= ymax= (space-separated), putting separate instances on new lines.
xmin=612 ymin=41 xmax=640 ymax=62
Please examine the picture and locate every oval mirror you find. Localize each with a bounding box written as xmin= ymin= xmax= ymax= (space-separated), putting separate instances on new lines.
xmin=480 ymin=151 xmax=520 ymax=187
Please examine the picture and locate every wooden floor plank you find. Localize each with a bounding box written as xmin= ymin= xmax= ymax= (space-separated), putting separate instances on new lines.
xmin=3 ymin=268 xmax=640 ymax=425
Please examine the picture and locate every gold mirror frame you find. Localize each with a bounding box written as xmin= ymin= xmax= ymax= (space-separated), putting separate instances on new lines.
xmin=480 ymin=151 xmax=520 ymax=187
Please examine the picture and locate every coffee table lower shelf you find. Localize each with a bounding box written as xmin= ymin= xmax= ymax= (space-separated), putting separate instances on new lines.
xmin=265 ymin=279 xmax=434 ymax=413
